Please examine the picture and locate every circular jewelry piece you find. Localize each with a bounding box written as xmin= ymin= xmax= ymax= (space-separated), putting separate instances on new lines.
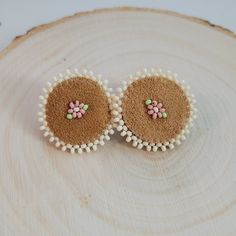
xmin=114 ymin=68 xmax=197 ymax=152
xmin=38 ymin=69 xmax=115 ymax=154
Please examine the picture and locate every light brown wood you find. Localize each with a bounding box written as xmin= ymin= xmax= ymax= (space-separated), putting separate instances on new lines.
xmin=0 ymin=7 xmax=236 ymax=236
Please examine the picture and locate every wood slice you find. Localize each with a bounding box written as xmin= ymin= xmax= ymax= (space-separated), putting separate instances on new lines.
xmin=0 ymin=7 xmax=236 ymax=236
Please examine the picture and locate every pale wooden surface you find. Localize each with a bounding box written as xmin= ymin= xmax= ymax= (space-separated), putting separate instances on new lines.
xmin=0 ymin=7 xmax=236 ymax=236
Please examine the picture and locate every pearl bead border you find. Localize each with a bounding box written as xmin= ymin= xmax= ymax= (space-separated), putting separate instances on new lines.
xmin=38 ymin=69 xmax=116 ymax=154
xmin=113 ymin=68 xmax=197 ymax=152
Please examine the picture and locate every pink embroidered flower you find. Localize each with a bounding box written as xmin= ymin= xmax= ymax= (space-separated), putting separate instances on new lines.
xmin=145 ymin=99 xmax=167 ymax=120
xmin=66 ymin=100 xmax=89 ymax=120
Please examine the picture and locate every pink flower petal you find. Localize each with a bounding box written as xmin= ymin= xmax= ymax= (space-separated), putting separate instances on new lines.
xmin=157 ymin=103 xmax=163 ymax=109
xmin=69 ymin=102 xmax=75 ymax=109
xmin=77 ymin=112 xmax=82 ymax=118
xmin=147 ymin=105 xmax=153 ymax=110
xmin=68 ymin=109 xmax=73 ymax=113
xmin=152 ymin=100 xmax=157 ymax=106
xmin=72 ymin=112 xmax=77 ymax=118
xmin=152 ymin=113 xmax=157 ymax=119
xmin=80 ymin=109 xmax=85 ymax=114
xmin=148 ymin=110 xmax=154 ymax=115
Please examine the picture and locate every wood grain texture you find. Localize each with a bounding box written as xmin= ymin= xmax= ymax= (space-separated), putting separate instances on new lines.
xmin=0 ymin=7 xmax=236 ymax=236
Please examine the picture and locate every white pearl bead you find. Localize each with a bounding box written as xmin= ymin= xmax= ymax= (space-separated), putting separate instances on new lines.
xmin=49 ymin=137 xmax=54 ymax=142
xmin=137 ymin=144 xmax=143 ymax=149
xmin=132 ymin=141 xmax=138 ymax=147
xmin=153 ymin=146 xmax=158 ymax=152
xmin=117 ymin=126 xmax=123 ymax=131
xmin=55 ymin=142 xmax=60 ymax=147
xmin=126 ymin=136 xmax=132 ymax=142
xmin=109 ymin=129 xmax=114 ymax=135
xmin=61 ymin=146 xmax=67 ymax=152
xmin=146 ymin=145 xmax=151 ymax=151
xmin=92 ymin=145 xmax=97 ymax=151
xmin=143 ymin=141 xmax=148 ymax=146
xmin=78 ymin=148 xmax=83 ymax=154
xmin=161 ymin=146 xmax=167 ymax=152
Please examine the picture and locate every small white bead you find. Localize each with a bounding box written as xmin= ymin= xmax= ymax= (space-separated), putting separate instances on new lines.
xmin=112 ymin=110 xmax=119 ymax=116
xmin=85 ymin=147 xmax=90 ymax=153
xmin=136 ymin=139 xmax=141 ymax=144
xmin=105 ymin=135 xmax=110 ymax=141
xmin=146 ymin=145 xmax=151 ymax=152
xmin=126 ymin=136 xmax=132 ymax=142
xmin=132 ymin=141 xmax=138 ymax=147
xmin=117 ymin=125 xmax=123 ymax=131
xmin=81 ymin=144 xmax=86 ymax=149
xmin=113 ymin=103 xmax=119 ymax=108
xmin=123 ymin=126 xmax=128 ymax=131
xmin=104 ymin=130 xmax=109 ymax=135
xmin=109 ymin=129 xmax=114 ymax=135
xmin=61 ymin=146 xmax=67 ymax=152
xmin=119 ymin=120 xmax=125 ymax=125
xmin=113 ymin=117 xmax=120 ymax=122
xmin=169 ymin=144 xmax=175 ymax=150
xmin=78 ymin=148 xmax=83 ymax=154
xmin=176 ymin=140 xmax=181 ymax=145
xmin=120 ymin=131 xmax=127 ymax=137
xmin=137 ymin=144 xmax=143 ymax=149
xmin=92 ymin=145 xmax=97 ymax=151
xmin=70 ymin=148 xmax=75 ymax=154
xmin=49 ymin=137 xmax=54 ymax=142
xmin=143 ymin=141 xmax=148 ymax=146
xmin=153 ymin=146 xmax=158 ymax=152
xmin=55 ymin=142 xmax=60 ymax=148
xmin=161 ymin=146 xmax=167 ymax=152
xmin=126 ymin=131 xmax=132 ymax=136
xmin=100 ymin=140 xmax=105 ymax=146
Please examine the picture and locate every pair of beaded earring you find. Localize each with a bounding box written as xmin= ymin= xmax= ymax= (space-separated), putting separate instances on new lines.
xmin=38 ymin=68 xmax=197 ymax=154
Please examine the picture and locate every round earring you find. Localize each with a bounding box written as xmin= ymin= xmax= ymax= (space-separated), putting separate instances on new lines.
xmin=38 ymin=69 xmax=115 ymax=154
xmin=113 ymin=68 xmax=197 ymax=152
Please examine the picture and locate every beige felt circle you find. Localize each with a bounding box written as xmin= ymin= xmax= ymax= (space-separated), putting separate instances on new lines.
xmin=46 ymin=77 xmax=111 ymax=145
xmin=122 ymin=76 xmax=190 ymax=143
